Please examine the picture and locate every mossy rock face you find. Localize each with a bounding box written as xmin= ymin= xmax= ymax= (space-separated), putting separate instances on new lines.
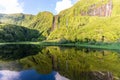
xmin=47 ymin=0 xmax=120 ymax=42
xmin=29 ymin=11 xmax=54 ymax=37
xmin=48 ymin=16 xmax=120 ymax=42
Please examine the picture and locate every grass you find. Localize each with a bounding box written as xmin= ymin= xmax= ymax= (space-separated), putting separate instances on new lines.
xmin=41 ymin=42 xmax=120 ymax=50
xmin=0 ymin=41 xmax=120 ymax=51
xmin=75 ymin=42 xmax=120 ymax=50
xmin=0 ymin=42 xmax=41 ymax=45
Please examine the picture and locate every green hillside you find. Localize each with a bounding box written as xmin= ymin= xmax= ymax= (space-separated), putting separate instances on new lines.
xmin=29 ymin=12 xmax=54 ymax=38
xmin=48 ymin=16 xmax=120 ymax=42
xmin=0 ymin=12 xmax=53 ymax=38
xmin=0 ymin=24 xmax=43 ymax=42
xmin=112 ymin=0 xmax=120 ymax=16
xmin=0 ymin=13 xmax=34 ymax=27
xmin=0 ymin=0 xmax=120 ymax=42
xmin=47 ymin=0 xmax=120 ymax=42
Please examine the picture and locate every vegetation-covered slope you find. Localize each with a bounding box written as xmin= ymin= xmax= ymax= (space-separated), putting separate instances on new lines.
xmin=0 ymin=24 xmax=43 ymax=42
xmin=0 ymin=13 xmax=34 ymax=27
xmin=48 ymin=16 xmax=120 ymax=42
xmin=47 ymin=0 xmax=120 ymax=42
xmin=112 ymin=0 xmax=120 ymax=16
xmin=29 ymin=12 xmax=54 ymax=37
xmin=0 ymin=12 xmax=54 ymax=40
xmin=0 ymin=0 xmax=120 ymax=42
xmin=0 ymin=12 xmax=54 ymax=42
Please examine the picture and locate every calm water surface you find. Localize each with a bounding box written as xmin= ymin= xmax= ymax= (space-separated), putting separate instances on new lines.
xmin=0 ymin=44 xmax=120 ymax=80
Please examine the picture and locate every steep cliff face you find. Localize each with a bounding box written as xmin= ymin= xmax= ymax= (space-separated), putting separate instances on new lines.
xmin=79 ymin=0 xmax=120 ymax=16
xmin=29 ymin=12 xmax=54 ymax=37
xmin=51 ymin=15 xmax=60 ymax=31
xmin=82 ymin=0 xmax=113 ymax=17
xmin=48 ymin=0 xmax=120 ymax=42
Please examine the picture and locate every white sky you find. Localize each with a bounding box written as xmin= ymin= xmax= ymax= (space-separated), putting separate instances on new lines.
xmin=55 ymin=0 xmax=73 ymax=14
xmin=0 ymin=0 xmax=23 ymax=14
xmin=0 ymin=0 xmax=78 ymax=14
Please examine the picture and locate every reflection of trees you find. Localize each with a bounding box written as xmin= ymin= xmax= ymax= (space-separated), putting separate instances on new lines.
xmin=19 ymin=46 xmax=120 ymax=80
xmin=0 ymin=44 xmax=42 ymax=60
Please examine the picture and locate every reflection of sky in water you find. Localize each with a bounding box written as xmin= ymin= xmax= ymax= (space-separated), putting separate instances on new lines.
xmin=0 ymin=70 xmax=69 ymax=80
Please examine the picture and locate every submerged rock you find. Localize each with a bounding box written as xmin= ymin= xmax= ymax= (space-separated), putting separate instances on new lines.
xmin=80 ymin=71 xmax=114 ymax=80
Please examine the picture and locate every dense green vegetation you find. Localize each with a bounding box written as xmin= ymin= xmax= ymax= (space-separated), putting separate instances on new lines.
xmin=0 ymin=0 xmax=120 ymax=44
xmin=29 ymin=12 xmax=54 ymax=37
xmin=0 ymin=24 xmax=44 ymax=42
xmin=112 ymin=0 xmax=120 ymax=16
xmin=47 ymin=0 xmax=120 ymax=42
xmin=0 ymin=13 xmax=34 ymax=27
xmin=48 ymin=16 xmax=120 ymax=42
xmin=0 ymin=0 xmax=119 ymax=79
xmin=0 ymin=12 xmax=53 ymax=41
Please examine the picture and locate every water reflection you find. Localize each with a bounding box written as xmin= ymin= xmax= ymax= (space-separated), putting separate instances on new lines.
xmin=0 ymin=44 xmax=43 ymax=60
xmin=0 ymin=70 xmax=69 ymax=80
xmin=0 ymin=45 xmax=120 ymax=80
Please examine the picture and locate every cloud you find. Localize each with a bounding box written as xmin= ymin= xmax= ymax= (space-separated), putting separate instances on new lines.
xmin=55 ymin=72 xmax=69 ymax=80
xmin=55 ymin=0 xmax=73 ymax=14
xmin=0 ymin=0 xmax=23 ymax=14
xmin=0 ymin=70 xmax=20 ymax=80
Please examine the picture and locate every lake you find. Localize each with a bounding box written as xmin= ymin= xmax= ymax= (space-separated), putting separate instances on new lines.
xmin=0 ymin=44 xmax=120 ymax=80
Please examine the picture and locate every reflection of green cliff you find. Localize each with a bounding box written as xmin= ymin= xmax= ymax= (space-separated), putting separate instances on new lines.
xmin=19 ymin=46 xmax=120 ymax=80
xmin=20 ymin=52 xmax=52 ymax=74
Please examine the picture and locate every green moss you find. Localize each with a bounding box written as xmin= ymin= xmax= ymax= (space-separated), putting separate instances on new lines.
xmin=112 ymin=0 xmax=120 ymax=16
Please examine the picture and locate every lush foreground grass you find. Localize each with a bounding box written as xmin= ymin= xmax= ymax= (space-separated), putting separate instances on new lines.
xmin=0 ymin=41 xmax=120 ymax=51
xmin=76 ymin=42 xmax=120 ymax=50
xmin=41 ymin=42 xmax=120 ymax=51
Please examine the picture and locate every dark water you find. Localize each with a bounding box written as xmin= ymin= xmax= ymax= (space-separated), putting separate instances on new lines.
xmin=0 ymin=44 xmax=120 ymax=80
